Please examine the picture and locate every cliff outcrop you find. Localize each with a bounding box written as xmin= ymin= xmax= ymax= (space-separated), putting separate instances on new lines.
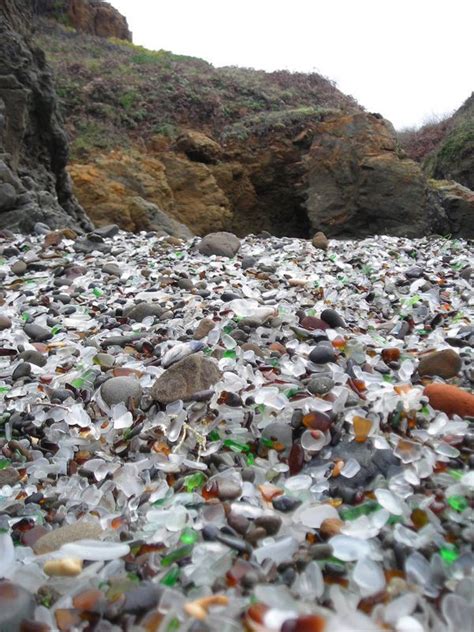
xmin=32 ymin=0 xmax=132 ymax=40
xmin=304 ymin=112 xmax=448 ymax=238
xmin=0 ymin=0 xmax=92 ymax=232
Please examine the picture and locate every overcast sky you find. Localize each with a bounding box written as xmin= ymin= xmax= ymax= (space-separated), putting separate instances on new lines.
xmin=109 ymin=0 xmax=473 ymax=129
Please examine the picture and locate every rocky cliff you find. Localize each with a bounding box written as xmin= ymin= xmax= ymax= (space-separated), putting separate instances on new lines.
xmin=2 ymin=2 xmax=470 ymax=238
xmin=32 ymin=14 xmax=473 ymax=240
xmin=32 ymin=0 xmax=132 ymax=40
xmin=0 ymin=0 xmax=92 ymax=232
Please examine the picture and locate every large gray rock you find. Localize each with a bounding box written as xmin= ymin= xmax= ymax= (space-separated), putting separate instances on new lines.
xmin=0 ymin=182 xmax=16 ymax=211
xmin=304 ymin=112 xmax=448 ymax=238
xmin=131 ymin=197 xmax=193 ymax=240
xmin=151 ymin=353 xmax=221 ymax=404
xmin=429 ymin=179 xmax=474 ymax=238
xmin=0 ymin=0 xmax=93 ymax=233
xmin=198 ymin=231 xmax=241 ymax=257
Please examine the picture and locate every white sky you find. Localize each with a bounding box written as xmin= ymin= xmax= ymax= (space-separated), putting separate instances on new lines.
xmin=109 ymin=0 xmax=473 ymax=130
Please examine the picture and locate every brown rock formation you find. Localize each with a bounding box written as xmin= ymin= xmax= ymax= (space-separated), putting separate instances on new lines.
xmin=0 ymin=0 xmax=92 ymax=232
xmin=69 ymin=149 xmax=230 ymax=236
xmin=32 ymin=0 xmax=132 ymax=40
xmin=304 ymin=112 xmax=448 ymax=238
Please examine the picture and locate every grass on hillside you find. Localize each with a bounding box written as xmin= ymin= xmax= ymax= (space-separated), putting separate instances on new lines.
xmin=34 ymin=19 xmax=358 ymax=158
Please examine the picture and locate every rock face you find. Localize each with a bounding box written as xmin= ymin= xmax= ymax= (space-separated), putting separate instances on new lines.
xmin=304 ymin=112 xmax=448 ymax=238
xmin=32 ymin=0 xmax=132 ymax=41
xmin=0 ymin=0 xmax=92 ymax=232
xmin=69 ymin=150 xmax=226 ymax=236
xmin=429 ymin=179 xmax=474 ymax=238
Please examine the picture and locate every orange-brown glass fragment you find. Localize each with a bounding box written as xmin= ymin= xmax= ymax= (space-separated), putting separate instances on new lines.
xmin=353 ymin=416 xmax=372 ymax=442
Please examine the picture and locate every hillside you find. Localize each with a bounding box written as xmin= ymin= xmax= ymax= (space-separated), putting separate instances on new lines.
xmin=33 ymin=18 xmax=358 ymax=159
xmin=399 ymin=93 xmax=474 ymax=191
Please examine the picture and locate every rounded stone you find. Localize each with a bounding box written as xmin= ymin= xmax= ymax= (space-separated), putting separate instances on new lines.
xmin=272 ymin=496 xmax=302 ymax=513
xmin=11 ymin=260 xmax=27 ymax=276
xmin=198 ymin=232 xmax=241 ymax=258
xmin=124 ymin=302 xmax=164 ymax=322
xmin=242 ymin=256 xmax=257 ymax=270
xmin=12 ymin=362 xmax=31 ymax=380
xmin=18 ymin=350 xmax=47 ymax=367
xmin=102 ymin=262 xmax=122 ymax=277
xmin=309 ymin=345 xmax=336 ymax=364
xmin=300 ymin=316 xmax=329 ymax=331
xmin=24 ymin=323 xmax=52 ymax=342
xmin=320 ymin=308 xmax=346 ymax=328
xmin=254 ymin=514 xmax=282 ymax=536
xmin=418 ymin=348 xmax=462 ymax=379
xmin=151 ymin=354 xmax=221 ymax=405
xmin=311 ymin=231 xmax=329 ymax=251
xmin=424 ymin=383 xmax=474 ymax=418
xmin=227 ymin=512 xmax=250 ymax=535
xmin=0 ymin=467 xmax=20 ymax=487
xmin=217 ymin=479 xmax=242 ymax=501
xmin=193 ymin=318 xmax=215 ymax=340
xmin=33 ymin=522 xmax=104 ymax=555
xmin=307 ymin=375 xmax=334 ymax=395
xmin=177 ymin=278 xmax=194 ymax=290
xmin=100 ymin=376 xmax=142 ymax=407
xmin=0 ymin=314 xmax=12 ymax=331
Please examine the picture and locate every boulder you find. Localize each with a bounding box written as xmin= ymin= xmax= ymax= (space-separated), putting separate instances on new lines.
xmin=311 ymin=231 xmax=328 ymax=250
xmin=151 ymin=354 xmax=221 ymax=405
xmin=429 ymin=179 xmax=474 ymax=238
xmin=198 ymin=232 xmax=241 ymax=257
xmin=175 ymin=130 xmax=222 ymax=164
xmin=304 ymin=112 xmax=448 ymax=238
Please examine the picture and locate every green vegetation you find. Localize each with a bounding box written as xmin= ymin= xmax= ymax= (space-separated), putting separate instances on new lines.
xmin=70 ymin=121 xmax=122 ymax=159
xmin=436 ymin=120 xmax=474 ymax=163
xmin=33 ymin=18 xmax=358 ymax=158
xmin=222 ymin=107 xmax=336 ymax=141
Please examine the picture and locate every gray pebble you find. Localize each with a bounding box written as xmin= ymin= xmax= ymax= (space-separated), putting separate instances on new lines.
xmin=11 ymin=260 xmax=27 ymax=275
xmin=24 ymin=323 xmax=52 ymax=342
xmin=100 ymin=376 xmax=142 ymax=407
xmin=309 ymin=345 xmax=336 ymax=364
xmin=217 ymin=479 xmax=242 ymax=501
xmin=12 ymin=362 xmax=31 ymax=380
xmin=255 ymin=514 xmax=282 ymax=536
xmin=18 ymin=350 xmax=47 ymax=367
xmin=307 ymin=375 xmax=334 ymax=395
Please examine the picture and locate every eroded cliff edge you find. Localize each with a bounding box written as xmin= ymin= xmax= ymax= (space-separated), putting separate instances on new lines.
xmin=0 ymin=0 xmax=92 ymax=232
